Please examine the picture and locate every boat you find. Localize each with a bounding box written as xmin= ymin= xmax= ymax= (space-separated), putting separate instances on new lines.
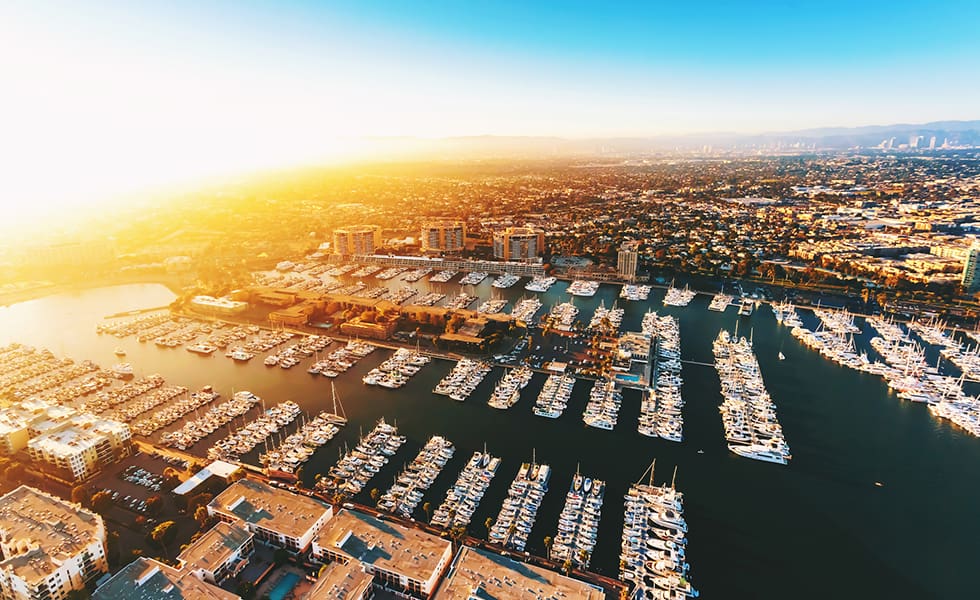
xmin=492 ymin=273 xmax=520 ymax=288
xmin=778 ymin=352 xmax=786 ymax=361
xmin=737 ymin=298 xmax=754 ymax=316
xmin=226 ymin=348 xmax=255 ymax=362
xmin=113 ymin=347 xmax=126 ymax=356
xmin=186 ymin=343 xmax=218 ymax=355
xmin=111 ymin=363 xmax=134 ymax=379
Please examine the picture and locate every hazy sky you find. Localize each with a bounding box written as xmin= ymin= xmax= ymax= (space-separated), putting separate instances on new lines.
xmin=1 ymin=0 xmax=979 ymax=222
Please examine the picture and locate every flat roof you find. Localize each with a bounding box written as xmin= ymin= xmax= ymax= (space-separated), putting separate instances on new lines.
xmin=314 ymin=509 xmax=451 ymax=582
xmin=93 ymin=557 xmax=240 ymax=600
xmin=174 ymin=461 xmax=240 ymax=495
xmin=0 ymin=485 xmax=105 ymax=584
xmin=435 ymin=546 xmax=605 ymax=600
xmin=305 ymin=561 xmax=373 ymax=599
xmin=177 ymin=521 xmax=251 ymax=573
xmin=210 ymin=479 xmax=331 ymax=540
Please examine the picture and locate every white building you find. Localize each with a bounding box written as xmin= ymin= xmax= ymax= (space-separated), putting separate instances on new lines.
xmin=177 ymin=521 xmax=253 ymax=585
xmin=0 ymin=486 xmax=108 ymax=600
xmin=492 ymin=227 xmax=544 ymax=261
xmin=617 ymin=242 xmax=639 ymax=282
xmin=312 ymin=509 xmax=453 ymax=599
xmin=208 ymin=479 xmax=332 ymax=553
xmin=93 ymin=557 xmax=240 ymax=600
xmin=190 ymin=295 xmax=248 ymax=315
xmin=962 ymin=242 xmax=980 ymax=292
xmin=421 ymin=222 xmax=466 ymax=254
xmin=27 ymin=414 xmax=131 ymax=483
xmin=333 ymin=226 xmax=382 ymax=256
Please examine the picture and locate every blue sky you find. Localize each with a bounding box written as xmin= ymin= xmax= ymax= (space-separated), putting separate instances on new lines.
xmin=0 ymin=0 xmax=978 ymax=220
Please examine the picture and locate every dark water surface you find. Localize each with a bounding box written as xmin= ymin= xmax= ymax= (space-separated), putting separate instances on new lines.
xmin=1 ymin=282 xmax=977 ymax=599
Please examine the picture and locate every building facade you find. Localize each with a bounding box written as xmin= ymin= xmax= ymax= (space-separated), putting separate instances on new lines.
xmin=312 ymin=509 xmax=453 ymax=599
xmin=492 ymin=227 xmax=544 ymax=261
xmin=0 ymin=486 xmax=108 ymax=600
xmin=27 ymin=414 xmax=132 ymax=483
xmin=962 ymin=242 xmax=980 ymax=293
xmin=208 ymin=479 xmax=332 ymax=553
xmin=420 ymin=222 xmax=466 ymax=254
xmin=617 ymin=243 xmax=639 ymax=282
xmin=333 ymin=226 xmax=382 ymax=256
xmin=177 ymin=522 xmax=253 ymax=585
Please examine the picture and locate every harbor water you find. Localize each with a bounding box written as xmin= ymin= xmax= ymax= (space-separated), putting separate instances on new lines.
xmin=1 ymin=282 xmax=978 ymax=599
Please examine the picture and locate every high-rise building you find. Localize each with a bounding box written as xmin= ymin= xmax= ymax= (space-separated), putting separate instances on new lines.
xmin=421 ymin=221 xmax=466 ymax=253
xmin=492 ymin=227 xmax=544 ymax=261
xmin=962 ymin=242 xmax=980 ymax=293
xmin=617 ymin=242 xmax=640 ymax=282
xmin=332 ymin=225 xmax=382 ymax=256
xmin=0 ymin=486 xmax=109 ymax=599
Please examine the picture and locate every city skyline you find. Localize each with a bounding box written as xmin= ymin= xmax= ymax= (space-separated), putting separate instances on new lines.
xmin=3 ymin=0 xmax=980 ymax=226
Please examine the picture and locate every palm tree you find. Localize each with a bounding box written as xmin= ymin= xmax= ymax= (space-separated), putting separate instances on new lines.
xmin=543 ymin=535 xmax=553 ymax=555
xmin=422 ymin=501 xmax=432 ymax=522
xmin=484 ymin=517 xmax=494 ymax=539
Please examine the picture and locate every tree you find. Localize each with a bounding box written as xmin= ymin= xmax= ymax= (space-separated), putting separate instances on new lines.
xmin=236 ymin=582 xmax=256 ymax=600
xmin=484 ymin=517 xmax=494 ymax=538
xmin=91 ymin=491 xmax=113 ymax=514
xmin=543 ymin=535 xmax=553 ymax=555
xmin=145 ymin=495 xmax=164 ymax=516
xmin=106 ymin=531 xmax=120 ymax=566
xmin=71 ymin=485 xmax=91 ymax=508
xmin=370 ymin=488 xmax=380 ymax=502
xmin=422 ymin=502 xmax=431 ymax=522
xmin=194 ymin=505 xmax=214 ymax=530
xmin=150 ymin=521 xmax=178 ymax=559
xmin=562 ymin=558 xmax=574 ymax=575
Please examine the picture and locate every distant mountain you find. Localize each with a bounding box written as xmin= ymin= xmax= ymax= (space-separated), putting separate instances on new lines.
xmin=361 ymin=120 xmax=980 ymax=157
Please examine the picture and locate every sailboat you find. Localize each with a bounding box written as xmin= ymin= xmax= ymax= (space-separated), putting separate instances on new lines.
xmin=778 ymin=352 xmax=786 ymax=361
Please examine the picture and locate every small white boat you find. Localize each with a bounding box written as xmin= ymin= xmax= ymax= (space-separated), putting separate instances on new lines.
xmin=113 ymin=347 xmax=126 ymax=356
xmin=778 ymin=352 xmax=786 ymax=361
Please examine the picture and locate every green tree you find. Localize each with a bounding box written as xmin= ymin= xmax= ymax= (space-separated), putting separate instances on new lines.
xmin=543 ymin=535 xmax=553 ymax=555
xmin=145 ymin=495 xmax=164 ymax=516
xmin=422 ymin=501 xmax=431 ymax=522
xmin=91 ymin=491 xmax=113 ymax=514
xmin=71 ymin=485 xmax=91 ymax=508
xmin=150 ymin=521 xmax=178 ymax=559
xmin=370 ymin=488 xmax=380 ymax=502
xmin=562 ymin=558 xmax=573 ymax=575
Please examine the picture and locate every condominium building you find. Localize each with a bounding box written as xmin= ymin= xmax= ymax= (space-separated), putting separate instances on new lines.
xmin=177 ymin=521 xmax=253 ymax=585
xmin=492 ymin=227 xmax=544 ymax=261
xmin=190 ymin=295 xmax=248 ymax=315
xmin=311 ymin=509 xmax=453 ymax=599
xmin=93 ymin=557 xmax=240 ymax=600
xmin=421 ymin=222 xmax=466 ymax=254
xmin=333 ymin=226 xmax=382 ymax=256
xmin=617 ymin=242 xmax=639 ymax=282
xmin=0 ymin=486 xmax=108 ymax=599
xmin=962 ymin=242 xmax=980 ymax=293
xmin=306 ymin=561 xmax=374 ymax=600
xmin=27 ymin=414 xmax=132 ymax=483
xmin=208 ymin=479 xmax=332 ymax=553
xmin=434 ymin=546 xmax=604 ymax=600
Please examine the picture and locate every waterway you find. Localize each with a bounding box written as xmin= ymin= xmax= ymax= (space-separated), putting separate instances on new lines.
xmin=1 ymin=281 xmax=978 ymax=599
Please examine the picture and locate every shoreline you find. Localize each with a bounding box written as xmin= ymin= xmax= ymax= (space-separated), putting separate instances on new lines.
xmin=0 ymin=274 xmax=186 ymax=308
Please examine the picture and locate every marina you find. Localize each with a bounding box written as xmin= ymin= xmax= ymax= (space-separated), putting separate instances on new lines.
xmin=550 ymin=470 xmax=605 ymax=570
xmin=713 ymin=329 xmax=791 ymax=464
xmin=487 ymin=365 xmax=534 ymax=409
xmin=316 ymin=417 xmax=406 ymax=497
xmin=377 ymin=434 xmax=455 ymax=517
xmin=620 ymin=284 xmax=652 ymax=301
xmin=362 ymin=347 xmax=431 ymax=389
xmin=588 ymin=300 xmax=625 ymax=333
xmin=582 ymin=378 xmax=622 ymax=430
xmin=568 ymin=280 xmax=600 ymax=297
xmin=707 ymin=293 xmax=732 ymax=312
xmin=4 ymin=282 xmax=980 ymax=598
xmin=525 ymin=275 xmax=557 ymax=292
xmin=510 ymin=297 xmax=542 ymax=323
xmin=621 ymin=463 xmax=697 ymax=599
xmin=532 ymin=373 xmax=576 ymax=418
xmin=160 ymin=390 xmax=259 ymax=450
xmin=663 ymin=284 xmax=696 ymax=307
xmin=491 ymin=273 xmax=521 ymax=289
xmin=476 ymin=298 xmax=508 ymax=314
xmin=431 ymin=449 xmax=501 ymax=529
xmin=207 ymin=400 xmax=301 ymax=461
xmin=430 ymin=269 xmax=458 ymax=283
xmin=433 ymin=358 xmax=493 ymax=401
xmin=488 ymin=456 xmax=551 ymax=551
xmin=639 ymin=313 xmax=685 ymax=442
xmin=460 ymin=271 xmax=489 ymax=285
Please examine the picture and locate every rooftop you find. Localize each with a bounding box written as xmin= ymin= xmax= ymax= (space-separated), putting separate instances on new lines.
xmin=434 ymin=546 xmax=605 ymax=600
xmin=0 ymin=485 xmax=105 ymax=583
xmin=210 ymin=479 xmax=331 ymax=539
xmin=177 ymin=521 xmax=251 ymax=573
xmin=314 ymin=509 xmax=451 ymax=582
xmin=93 ymin=557 xmax=240 ymax=600
xmin=304 ymin=561 xmax=373 ymax=600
